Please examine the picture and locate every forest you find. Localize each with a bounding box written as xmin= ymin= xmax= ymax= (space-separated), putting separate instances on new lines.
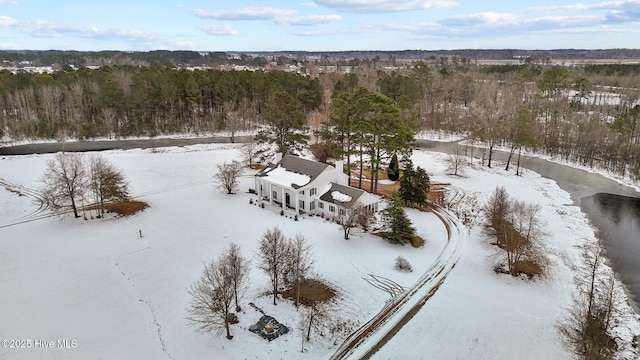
xmin=0 ymin=56 xmax=639 ymax=179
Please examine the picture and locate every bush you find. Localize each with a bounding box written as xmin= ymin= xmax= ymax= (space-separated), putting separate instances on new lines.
xmin=309 ymin=142 xmax=334 ymax=163
xmin=411 ymin=236 xmax=425 ymax=248
xmin=280 ymin=210 xmax=284 ymax=216
xmin=394 ymin=256 xmax=413 ymax=272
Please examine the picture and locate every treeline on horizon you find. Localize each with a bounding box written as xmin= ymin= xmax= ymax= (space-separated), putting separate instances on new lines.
xmin=3 ymin=48 xmax=640 ymax=68
xmin=0 ymin=56 xmax=639 ymax=179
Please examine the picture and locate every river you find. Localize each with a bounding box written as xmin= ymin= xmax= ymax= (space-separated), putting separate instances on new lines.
xmin=416 ymin=139 xmax=640 ymax=307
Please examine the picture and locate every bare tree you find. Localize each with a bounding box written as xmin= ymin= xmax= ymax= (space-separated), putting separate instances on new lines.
xmin=223 ymin=101 xmax=242 ymax=143
xmin=336 ymin=204 xmax=373 ymax=239
xmin=485 ymin=186 xmax=511 ymax=230
xmin=88 ymin=154 xmax=129 ymax=216
xmin=484 ymin=186 xmax=547 ymax=276
xmin=186 ymin=256 xmax=235 ymax=340
xmin=241 ymin=139 xmax=257 ymax=168
xmin=213 ymin=160 xmax=244 ymax=194
xmin=284 ymin=234 xmax=313 ymax=307
xmin=557 ymin=242 xmax=621 ymax=359
xmin=445 ymin=142 xmax=469 ymax=176
xmin=42 ymin=152 xmax=87 ymax=218
xmin=502 ymin=200 xmax=538 ymax=275
xmin=223 ymin=243 xmax=250 ymax=312
xmin=256 ymin=227 xmax=289 ymax=305
xmin=298 ymin=297 xmax=353 ymax=350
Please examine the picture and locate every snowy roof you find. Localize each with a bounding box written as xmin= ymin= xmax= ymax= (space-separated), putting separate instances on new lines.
xmin=331 ymin=191 xmax=352 ymax=203
xmin=261 ymin=166 xmax=311 ymax=188
xmin=319 ymin=183 xmax=366 ymax=207
xmin=256 ymin=155 xmax=331 ymax=189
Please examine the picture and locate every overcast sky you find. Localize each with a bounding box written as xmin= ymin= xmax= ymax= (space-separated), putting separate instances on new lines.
xmin=1 ymin=0 xmax=639 ymax=52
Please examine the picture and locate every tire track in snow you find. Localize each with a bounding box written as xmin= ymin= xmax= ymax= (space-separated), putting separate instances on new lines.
xmin=329 ymin=206 xmax=467 ymax=360
xmin=362 ymin=274 xmax=406 ymax=299
xmin=0 ymin=179 xmax=209 ymax=229
xmin=0 ymin=177 xmax=50 ymax=221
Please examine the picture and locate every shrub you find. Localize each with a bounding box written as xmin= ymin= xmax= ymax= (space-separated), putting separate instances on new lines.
xmin=280 ymin=210 xmax=284 ymax=216
xmin=394 ymin=256 xmax=413 ymax=272
xmin=309 ymin=142 xmax=334 ymax=163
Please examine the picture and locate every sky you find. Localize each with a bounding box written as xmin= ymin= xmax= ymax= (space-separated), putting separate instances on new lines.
xmin=0 ymin=0 xmax=639 ymax=52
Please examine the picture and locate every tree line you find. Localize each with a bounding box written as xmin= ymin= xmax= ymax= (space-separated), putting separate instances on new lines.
xmin=318 ymin=59 xmax=640 ymax=179
xmin=0 ymin=66 xmax=322 ymax=140
xmin=3 ymin=56 xmax=640 ymax=178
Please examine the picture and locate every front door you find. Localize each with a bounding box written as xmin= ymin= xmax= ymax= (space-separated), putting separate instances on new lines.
xmin=285 ymin=193 xmax=291 ymax=207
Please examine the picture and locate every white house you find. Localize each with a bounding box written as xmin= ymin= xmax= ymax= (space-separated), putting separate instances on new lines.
xmin=254 ymin=154 xmax=380 ymax=218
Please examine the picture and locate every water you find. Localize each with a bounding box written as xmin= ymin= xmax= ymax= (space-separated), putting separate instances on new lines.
xmin=416 ymin=140 xmax=640 ymax=306
xmin=581 ymin=194 xmax=640 ymax=306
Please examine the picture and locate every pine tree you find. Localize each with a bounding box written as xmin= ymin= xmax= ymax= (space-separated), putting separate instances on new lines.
xmin=399 ymin=160 xmax=430 ymax=207
xmin=382 ymin=192 xmax=416 ymax=245
xmin=387 ymin=153 xmax=400 ymax=181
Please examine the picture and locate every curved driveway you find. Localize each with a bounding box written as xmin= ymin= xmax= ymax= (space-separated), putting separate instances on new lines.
xmin=329 ymin=206 xmax=467 ymax=360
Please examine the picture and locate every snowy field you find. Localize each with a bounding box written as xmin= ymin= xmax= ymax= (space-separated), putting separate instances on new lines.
xmin=1 ymin=144 xmax=639 ymax=359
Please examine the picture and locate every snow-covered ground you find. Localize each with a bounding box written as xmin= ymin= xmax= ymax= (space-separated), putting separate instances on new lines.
xmin=1 ymin=144 xmax=638 ymax=359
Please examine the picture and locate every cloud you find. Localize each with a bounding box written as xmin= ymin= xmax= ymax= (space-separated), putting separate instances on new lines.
xmin=276 ymin=14 xmax=341 ymax=26
xmin=0 ymin=0 xmax=18 ymax=4
xmin=438 ymin=11 xmax=606 ymax=34
xmin=527 ymin=1 xmax=634 ymax=13
xmin=381 ymin=10 xmax=610 ymax=40
xmin=0 ymin=15 xmax=18 ymax=27
xmin=193 ymin=6 xmax=341 ymax=28
xmin=439 ymin=12 xmax=518 ymax=27
xmin=197 ymin=24 xmax=238 ymax=36
xmin=312 ymin=0 xmax=458 ymax=13
xmin=605 ymin=1 xmax=640 ymax=22
xmin=193 ymin=7 xmax=296 ymax=21
xmin=0 ymin=16 xmax=188 ymax=48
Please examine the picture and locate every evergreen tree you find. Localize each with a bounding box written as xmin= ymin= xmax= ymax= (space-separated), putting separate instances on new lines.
xmin=254 ymin=91 xmax=310 ymax=158
xmin=399 ymin=160 xmax=430 ymax=207
xmin=387 ymin=153 xmax=400 ymax=181
xmin=382 ymin=192 xmax=416 ymax=245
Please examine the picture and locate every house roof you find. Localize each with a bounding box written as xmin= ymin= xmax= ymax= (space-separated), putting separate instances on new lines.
xmin=256 ymin=155 xmax=332 ymax=189
xmin=318 ymin=183 xmax=366 ymax=207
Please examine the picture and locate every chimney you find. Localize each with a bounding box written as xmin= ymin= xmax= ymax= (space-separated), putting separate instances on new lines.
xmin=335 ymin=160 xmax=346 ymax=186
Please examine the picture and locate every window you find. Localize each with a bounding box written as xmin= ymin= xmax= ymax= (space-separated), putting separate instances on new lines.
xmin=319 ymin=202 xmax=324 ymax=209
xmin=329 ymin=205 xmax=335 ymax=213
xmin=301 ymin=190 xmax=305 ymax=195
xmin=310 ymin=202 xmax=315 ymax=210
xmin=339 ymin=208 xmax=346 ymax=216
xmin=310 ymin=188 xmax=317 ymax=196
xmin=273 ymin=190 xmax=278 ymax=200
xmin=299 ymin=200 xmax=305 ymax=209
